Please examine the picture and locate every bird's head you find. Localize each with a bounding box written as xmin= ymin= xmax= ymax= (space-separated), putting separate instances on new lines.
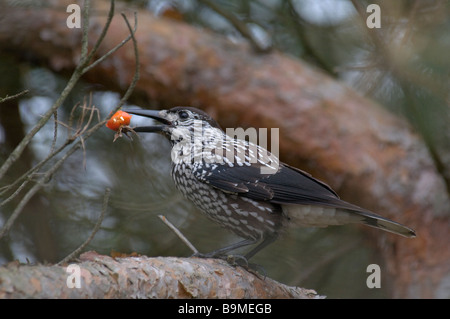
xmin=126 ymin=106 xmax=223 ymax=145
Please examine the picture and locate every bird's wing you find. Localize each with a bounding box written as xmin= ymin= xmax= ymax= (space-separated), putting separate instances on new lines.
xmin=193 ymin=161 xmax=342 ymax=206
xmin=192 ymin=161 xmax=416 ymax=237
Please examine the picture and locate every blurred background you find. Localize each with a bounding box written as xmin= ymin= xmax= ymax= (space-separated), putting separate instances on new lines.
xmin=0 ymin=0 xmax=449 ymax=298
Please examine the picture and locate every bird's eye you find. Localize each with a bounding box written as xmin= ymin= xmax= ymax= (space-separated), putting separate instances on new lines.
xmin=179 ymin=111 xmax=189 ymax=120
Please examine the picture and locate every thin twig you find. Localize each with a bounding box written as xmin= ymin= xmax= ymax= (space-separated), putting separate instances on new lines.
xmin=0 ymin=143 xmax=81 ymax=239
xmin=0 ymin=179 xmax=29 ymax=208
xmin=0 ymin=89 xmax=29 ymax=104
xmin=158 ymin=215 xmax=199 ymax=255
xmin=73 ymin=11 xmax=140 ymax=141
xmin=57 ymin=188 xmax=110 ymax=265
xmin=286 ymin=0 xmax=337 ymax=76
xmin=1 ymin=85 xmax=97 ymax=203
xmin=115 ymin=12 xmax=140 ymax=108
xmin=79 ymin=0 xmax=91 ymax=62
xmin=0 ymin=0 xmax=113 ymax=181
xmin=49 ymin=111 xmax=58 ymax=155
xmin=0 ymin=131 xmax=78 ymax=199
xmin=82 ymin=10 xmax=137 ymax=74
xmin=0 ymin=1 xmax=140 ymax=240
xmin=82 ymin=0 xmax=115 ymax=67
xmin=0 ymin=55 xmax=81 ymax=181
xmin=198 ymin=0 xmax=271 ymax=53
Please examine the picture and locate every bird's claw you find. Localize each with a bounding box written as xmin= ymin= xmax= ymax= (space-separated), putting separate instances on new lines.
xmin=190 ymin=252 xmax=266 ymax=278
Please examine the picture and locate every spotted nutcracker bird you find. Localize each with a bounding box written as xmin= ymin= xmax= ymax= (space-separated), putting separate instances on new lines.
xmin=126 ymin=107 xmax=416 ymax=260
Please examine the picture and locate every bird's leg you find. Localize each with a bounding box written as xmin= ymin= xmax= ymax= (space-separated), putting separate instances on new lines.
xmin=158 ymin=213 xmax=273 ymax=275
xmin=191 ymin=238 xmax=257 ymax=259
xmin=158 ymin=214 xmax=264 ymax=265
xmin=226 ymin=253 xmax=268 ymax=279
xmin=192 ymin=236 xmax=274 ymax=276
xmin=192 ymin=235 xmax=277 ymax=262
xmin=243 ymin=235 xmax=277 ymax=260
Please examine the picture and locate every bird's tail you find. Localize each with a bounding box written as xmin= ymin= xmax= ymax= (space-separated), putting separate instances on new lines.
xmin=350 ymin=208 xmax=416 ymax=238
xmin=284 ymin=203 xmax=416 ymax=238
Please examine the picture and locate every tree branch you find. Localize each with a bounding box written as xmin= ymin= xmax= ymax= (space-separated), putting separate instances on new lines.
xmin=0 ymin=90 xmax=29 ymax=104
xmin=0 ymin=252 xmax=321 ymax=299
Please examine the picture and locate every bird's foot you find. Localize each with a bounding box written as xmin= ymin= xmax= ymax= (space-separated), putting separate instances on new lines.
xmin=190 ymin=251 xmax=247 ymax=264
xmin=227 ymin=255 xmax=267 ymax=279
xmin=190 ymin=251 xmax=211 ymax=258
xmin=191 ymin=252 xmax=266 ymax=278
xmin=225 ymin=254 xmax=248 ymax=267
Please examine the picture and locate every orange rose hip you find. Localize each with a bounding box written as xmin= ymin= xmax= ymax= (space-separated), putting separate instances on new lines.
xmin=106 ymin=110 xmax=132 ymax=131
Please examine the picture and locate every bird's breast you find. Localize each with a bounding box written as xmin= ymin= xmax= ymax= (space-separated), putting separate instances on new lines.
xmin=170 ymin=163 xmax=285 ymax=240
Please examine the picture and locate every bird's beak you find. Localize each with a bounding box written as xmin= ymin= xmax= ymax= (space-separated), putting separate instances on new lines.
xmin=125 ymin=109 xmax=171 ymax=133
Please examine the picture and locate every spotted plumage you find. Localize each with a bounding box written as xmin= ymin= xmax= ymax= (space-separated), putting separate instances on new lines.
xmin=127 ymin=107 xmax=416 ymax=260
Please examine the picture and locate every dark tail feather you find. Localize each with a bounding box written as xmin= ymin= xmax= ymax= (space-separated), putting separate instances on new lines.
xmin=332 ymin=200 xmax=416 ymax=238
xmin=358 ymin=211 xmax=416 ymax=238
xmin=362 ymin=214 xmax=416 ymax=238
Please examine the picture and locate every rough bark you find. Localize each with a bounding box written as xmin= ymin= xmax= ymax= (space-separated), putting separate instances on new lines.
xmin=0 ymin=0 xmax=449 ymax=298
xmin=0 ymin=251 xmax=320 ymax=299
